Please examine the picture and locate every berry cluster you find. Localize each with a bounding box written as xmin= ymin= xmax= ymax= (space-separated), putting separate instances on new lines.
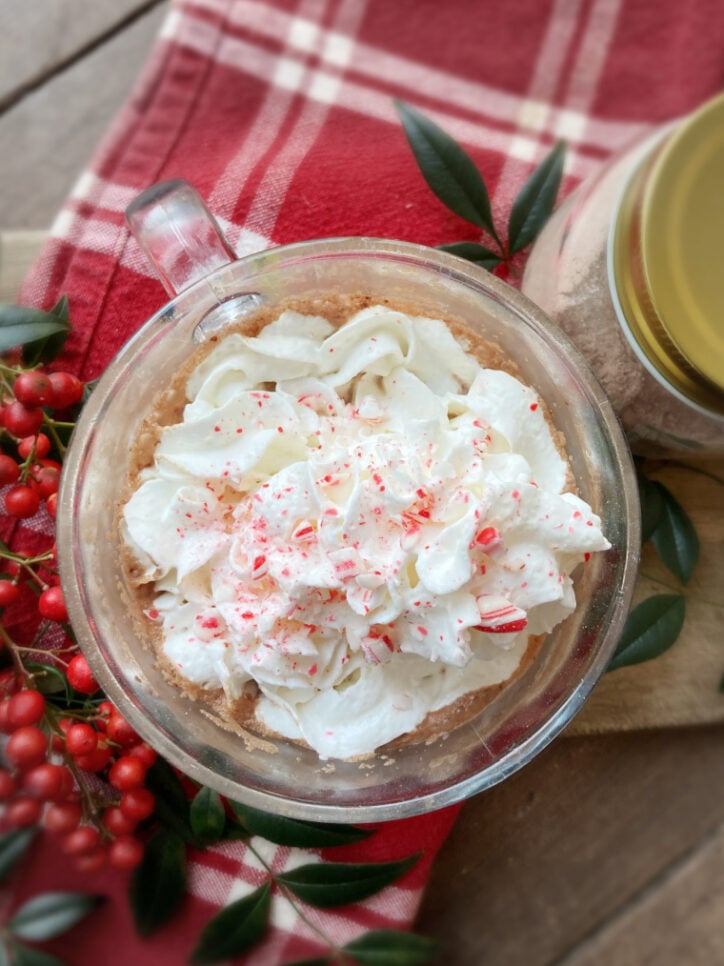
xmin=1 ymin=353 xmax=157 ymax=875
xmin=0 ymin=669 xmax=156 ymax=871
xmin=0 ymin=368 xmax=83 ymax=521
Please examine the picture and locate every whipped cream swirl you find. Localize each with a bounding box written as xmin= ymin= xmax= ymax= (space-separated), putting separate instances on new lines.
xmin=123 ymin=305 xmax=609 ymax=759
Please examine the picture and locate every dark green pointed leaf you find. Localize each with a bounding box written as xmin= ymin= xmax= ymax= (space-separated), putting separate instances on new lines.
xmin=24 ymin=663 xmax=70 ymax=698
xmin=145 ymin=758 xmax=196 ymax=844
xmin=189 ymin=883 xmax=271 ymax=964
xmin=343 ymin=929 xmax=438 ymax=965
xmin=277 ymin=854 xmax=420 ymax=909
xmin=129 ymin=829 xmax=187 ymax=938
xmin=719 ymin=671 xmax=724 ymax=694
xmin=229 ymin=801 xmax=372 ymax=849
xmin=190 ymin=787 xmax=226 ymax=847
xmin=395 ymin=100 xmax=500 ymax=243
xmin=507 ymin=141 xmax=566 ymax=254
xmin=8 ymin=943 xmax=67 ymax=966
xmin=0 ymin=305 xmax=69 ymax=357
xmin=650 ymin=482 xmax=699 ymax=584
xmin=283 ymin=959 xmax=331 ymax=966
xmin=8 ymin=892 xmax=99 ymax=942
xmin=608 ymin=595 xmax=686 ymax=672
xmin=0 ymin=828 xmax=36 ymax=883
xmin=437 ymin=242 xmax=502 ymax=271
xmin=638 ymin=474 xmax=666 ymax=543
xmin=22 ymin=294 xmax=72 ymax=365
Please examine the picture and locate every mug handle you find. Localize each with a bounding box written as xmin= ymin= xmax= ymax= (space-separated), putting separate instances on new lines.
xmin=126 ymin=179 xmax=236 ymax=296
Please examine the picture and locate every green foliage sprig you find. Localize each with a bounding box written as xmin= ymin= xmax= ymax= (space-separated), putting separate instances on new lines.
xmin=0 ymin=829 xmax=101 ymax=966
xmin=395 ymin=100 xmax=565 ymax=272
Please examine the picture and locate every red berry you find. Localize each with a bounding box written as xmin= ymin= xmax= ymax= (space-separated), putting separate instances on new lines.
xmin=4 ymin=485 xmax=41 ymax=519
xmin=95 ymin=701 xmax=114 ymax=729
xmin=48 ymin=372 xmax=83 ymax=410
xmin=67 ymin=655 xmax=97 ymax=695
xmin=7 ymin=689 xmax=46 ymax=728
xmin=0 ymin=768 xmax=17 ymax=800
xmin=38 ymin=586 xmax=68 ymax=623
xmin=5 ymin=725 xmax=48 ymax=769
xmin=74 ymin=740 xmax=111 ymax=773
xmin=0 ymin=581 xmax=21 ymax=608
xmin=103 ymin=806 xmax=137 ymax=836
xmin=5 ymin=796 xmax=42 ymax=828
xmin=109 ymin=756 xmax=146 ymax=792
xmin=119 ymin=788 xmax=155 ymax=822
xmin=18 ymin=433 xmax=51 ymax=459
xmin=0 ymin=701 xmax=13 ymax=735
xmin=3 ymin=401 xmax=44 ymax=438
xmin=106 ymin=713 xmax=139 ymax=748
xmin=14 ymin=371 xmax=55 ymax=408
xmin=62 ymin=825 xmax=100 ymax=855
xmin=109 ymin=834 xmax=144 ymax=871
xmin=31 ymin=465 xmax=60 ymax=498
xmin=22 ymin=762 xmax=73 ymax=802
xmin=0 ymin=671 xmax=20 ymax=697
xmin=65 ymin=723 xmax=98 ymax=757
xmin=129 ymin=743 xmax=157 ymax=769
xmin=74 ymin=848 xmax=106 ymax=873
xmin=0 ymin=454 xmax=20 ymax=485
xmin=44 ymin=801 xmax=82 ymax=834
xmin=46 ymin=492 xmax=58 ymax=517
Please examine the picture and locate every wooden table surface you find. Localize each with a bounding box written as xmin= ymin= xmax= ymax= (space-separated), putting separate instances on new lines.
xmin=1 ymin=4 xmax=723 ymax=964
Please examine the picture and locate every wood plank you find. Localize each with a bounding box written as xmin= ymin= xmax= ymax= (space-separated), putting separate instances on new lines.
xmin=416 ymin=726 xmax=724 ymax=965
xmin=0 ymin=229 xmax=45 ymax=302
xmin=0 ymin=2 xmax=168 ymax=228
xmin=561 ymin=823 xmax=724 ymax=966
xmin=0 ymin=0 xmax=163 ymax=107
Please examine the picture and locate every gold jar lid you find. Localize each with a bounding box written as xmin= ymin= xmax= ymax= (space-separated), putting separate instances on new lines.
xmin=611 ymin=93 xmax=724 ymax=415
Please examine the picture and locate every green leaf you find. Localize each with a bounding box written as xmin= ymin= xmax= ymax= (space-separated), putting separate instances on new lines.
xmin=283 ymin=959 xmax=331 ymax=966
xmin=129 ymin=829 xmax=187 ymax=938
xmin=719 ymin=671 xmax=724 ymax=694
xmin=395 ymin=100 xmax=500 ymax=243
xmin=145 ymin=758 xmax=196 ymax=844
xmin=608 ymin=595 xmax=686 ymax=672
xmin=507 ymin=141 xmax=566 ymax=254
xmin=277 ymin=854 xmax=420 ymax=909
xmin=22 ymin=295 xmax=71 ymax=366
xmin=24 ymin=663 xmax=70 ymax=698
xmin=0 ymin=305 xmax=69 ymax=358
xmin=437 ymin=242 xmax=501 ymax=271
xmin=343 ymin=929 xmax=438 ymax=965
xmin=8 ymin=943 xmax=67 ymax=966
xmin=650 ymin=482 xmax=700 ymax=584
xmin=190 ymin=787 xmax=226 ymax=847
xmin=8 ymin=892 xmax=99 ymax=942
xmin=0 ymin=939 xmax=10 ymax=966
xmin=189 ymin=883 xmax=271 ymax=964
xmin=638 ymin=474 xmax=666 ymax=543
xmin=0 ymin=829 xmax=36 ymax=883
xmin=229 ymin=801 xmax=372 ymax=849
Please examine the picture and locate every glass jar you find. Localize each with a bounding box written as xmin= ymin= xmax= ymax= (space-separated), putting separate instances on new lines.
xmin=522 ymin=93 xmax=724 ymax=455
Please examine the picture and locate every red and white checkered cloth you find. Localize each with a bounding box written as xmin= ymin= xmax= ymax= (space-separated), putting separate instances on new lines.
xmin=7 ymin=0 xmax=724 ymax=962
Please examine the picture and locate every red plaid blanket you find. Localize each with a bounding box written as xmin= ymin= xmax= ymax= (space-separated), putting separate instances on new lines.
xmin=8 ymin=0 xmax=724 ymax=962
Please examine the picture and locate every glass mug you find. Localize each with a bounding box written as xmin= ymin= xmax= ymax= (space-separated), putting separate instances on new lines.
xmin=57 ymin=181 xmax=640 ymax=821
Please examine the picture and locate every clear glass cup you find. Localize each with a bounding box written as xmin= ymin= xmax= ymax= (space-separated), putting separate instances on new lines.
xmin=58 ymin=181 xmax=640 ymax=821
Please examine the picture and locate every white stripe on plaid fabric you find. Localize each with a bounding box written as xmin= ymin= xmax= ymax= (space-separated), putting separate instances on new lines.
xmin=184 ymin=0 xmax=648 ymax=153
xmin=164 ymin=5 xmax=648 ymax=183
xmin=242 ymin=0 xmax=369 ymax=240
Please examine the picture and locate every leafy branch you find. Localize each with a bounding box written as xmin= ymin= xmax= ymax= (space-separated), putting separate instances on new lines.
xmin=129 ymin=766 xmax=436 ymax=964
xmin=0 ymin=829 xmax=101 ymax=965
xmin=607 ymin=466 xmax=700 ymax=672
xmin=395 ymin=100 xmax=565 ymax=273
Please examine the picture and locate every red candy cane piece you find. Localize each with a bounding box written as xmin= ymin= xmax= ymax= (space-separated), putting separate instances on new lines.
xmin=474 ymin=595 xmax=528 ymax=634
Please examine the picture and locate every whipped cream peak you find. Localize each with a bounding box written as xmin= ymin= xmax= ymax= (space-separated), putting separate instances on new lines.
xmin=123 ymin=303 xmax=609 ymax=759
